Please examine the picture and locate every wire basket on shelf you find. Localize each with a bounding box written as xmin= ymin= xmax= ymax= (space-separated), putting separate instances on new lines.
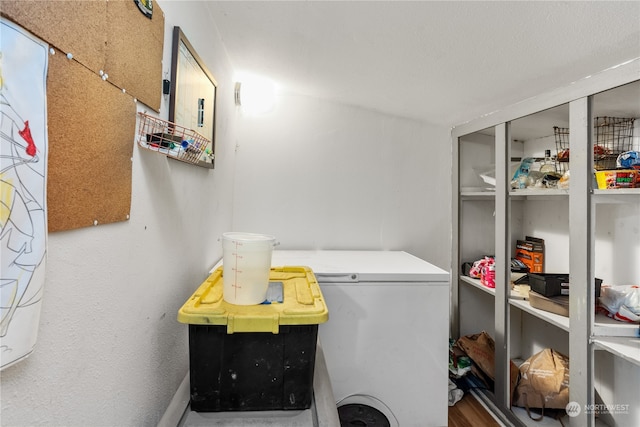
xmin=594 ymin=116 xmax=635 ymax=170
xmin=554 ymin=116 xmax=635 ymax=171
xmin=553 ymin=126 xmax=570 ymax=173
xmin=136 ymin=113 xmax=210 ymax=165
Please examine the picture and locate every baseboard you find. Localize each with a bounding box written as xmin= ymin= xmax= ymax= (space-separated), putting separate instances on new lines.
xmin=157 ymin=372 xmax=190 ymax=427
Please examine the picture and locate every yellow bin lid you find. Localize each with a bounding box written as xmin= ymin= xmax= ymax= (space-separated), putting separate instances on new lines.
xmin=178 ymin=266 xmax=328 ymax=333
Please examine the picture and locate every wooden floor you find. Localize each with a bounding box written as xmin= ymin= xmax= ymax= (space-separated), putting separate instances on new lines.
xmin=448 ymin=392 xmax=501 ymax=427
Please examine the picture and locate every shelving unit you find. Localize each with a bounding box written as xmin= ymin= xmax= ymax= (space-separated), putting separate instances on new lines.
xmin=451 ymin=60 xmax=640 ymax=427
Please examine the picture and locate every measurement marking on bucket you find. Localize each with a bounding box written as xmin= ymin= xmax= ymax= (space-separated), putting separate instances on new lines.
xmin=223 ymin=232 xmax=274 ymax=304
xmin=232 ymin=241 xmax=243 ymax=299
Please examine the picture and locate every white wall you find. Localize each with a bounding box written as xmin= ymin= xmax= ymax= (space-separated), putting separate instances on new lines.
xmin=1 ymin=2 xmax=237 ymax=425
xmin=232 ymin=93 xmax=452 ymax=270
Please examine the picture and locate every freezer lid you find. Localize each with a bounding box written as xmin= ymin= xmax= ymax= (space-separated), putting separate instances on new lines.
xmin=270 ymin=250 xmax=449 ymax=282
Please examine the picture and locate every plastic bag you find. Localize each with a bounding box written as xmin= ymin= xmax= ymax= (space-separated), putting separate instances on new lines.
xmin=468 ymin=257 xmax=495 ymax=288
xmin=448 ymin=379 xmax=464 ymax=406
xmin=557 ymin=170 xmax=570 ymax=190
xmin=449 ymin=338 xmax=472 ymax=377
xmin=511 ymin=158 xmax=535 ymax=189
xmin=617 ymin=151 xmax=640 ymax=168
xmin=598 ymin=285 xmax=640 ymax=323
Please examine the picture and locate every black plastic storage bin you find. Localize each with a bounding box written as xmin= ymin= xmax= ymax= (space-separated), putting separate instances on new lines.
xmin=178 ymin=266 xmax=329 ymax=412
xmin=189 ymin=324 xmax=318 ymax=412
xmin=529 ymin=273 xmax=602 ymax=297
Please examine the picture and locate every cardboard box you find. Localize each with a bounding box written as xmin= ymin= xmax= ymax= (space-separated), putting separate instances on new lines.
xmin=515 ymin=236 xmax=544 ymax=274
xmin=595 ymin=169 xmax=639 ymax=189
xmin=529 ymin=291 xmax=569 ymax=317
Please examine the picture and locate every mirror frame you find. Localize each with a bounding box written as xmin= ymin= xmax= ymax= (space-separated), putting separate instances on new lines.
xmin=169 ymin=26 xmax=217 ymax=168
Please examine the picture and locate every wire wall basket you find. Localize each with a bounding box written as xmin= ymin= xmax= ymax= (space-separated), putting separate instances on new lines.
xmin=136 ymin=113 xmax=210 ymax=165
xmin=554 ymin=116 xmax=635 ymax=171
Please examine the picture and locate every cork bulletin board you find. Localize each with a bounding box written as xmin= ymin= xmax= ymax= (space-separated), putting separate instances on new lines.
xmin=0 ymin=1 xmax=107 ymax=75
xmin=46 ymin=51 xmax=136 ymax=232
xmin=105 ymin=1 xmax=164 ymax=112
xmin=1 ymin=1 xmax=163 ymax=111
xmin=1 ymin=1 xmax=165 ymax=231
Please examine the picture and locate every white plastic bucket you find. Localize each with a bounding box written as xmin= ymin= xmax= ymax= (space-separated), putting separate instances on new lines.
xmin=221 ymin=232 xmax=276 ymax=305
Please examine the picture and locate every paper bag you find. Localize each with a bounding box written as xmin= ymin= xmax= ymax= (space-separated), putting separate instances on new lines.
xmin=513 ymin=348 xmax=570 ymax=414
xmin=456 ymin=331 xmax=520 ymax=397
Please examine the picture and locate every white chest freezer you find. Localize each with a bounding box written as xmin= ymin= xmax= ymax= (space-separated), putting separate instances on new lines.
xmin=271 ymin=250 xmax=450 ymax=427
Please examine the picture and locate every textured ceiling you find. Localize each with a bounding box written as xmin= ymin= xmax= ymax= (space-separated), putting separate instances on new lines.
xmin=206 ymin=1 xmax=640 ymax=128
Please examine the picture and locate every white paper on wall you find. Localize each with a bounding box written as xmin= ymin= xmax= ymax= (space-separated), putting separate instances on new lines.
xmin=0 ymin=18 xmax=49 ymax=371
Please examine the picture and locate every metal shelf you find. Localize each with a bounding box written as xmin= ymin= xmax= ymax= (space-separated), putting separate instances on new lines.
xmin=459 ymin=287 xmax=640 ymax=340
xmin=592 ymin=337 xmax=640 ymax=367
xmin=460 ymin=275 xmax=528 ymax=300
xmin=592 ymin=315 xmax=640 ymax=338
xmin=509 ymin=188 xmax=569 ymax=198
xmin=593 ymin=188 xmax=640 ymax=204
xmin=509 ymin=298 xmax=570 ymax=332
xmin=460 ymin=189 xmax=496 ymax=200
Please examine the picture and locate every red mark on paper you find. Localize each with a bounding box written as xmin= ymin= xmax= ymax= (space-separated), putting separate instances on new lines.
xmin=19 ymin=121 xmax=36 ymax=156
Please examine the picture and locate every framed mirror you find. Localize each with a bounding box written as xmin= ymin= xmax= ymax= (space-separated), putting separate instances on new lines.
xmin=169 ymin=26 xmax=217 ymax=168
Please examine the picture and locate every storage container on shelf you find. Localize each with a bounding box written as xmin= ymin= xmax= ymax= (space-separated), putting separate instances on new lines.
xmin=528 ymin=273 xmax=603 ymax=298
xmin=177 ymin=266 xmax=328 ymax=412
